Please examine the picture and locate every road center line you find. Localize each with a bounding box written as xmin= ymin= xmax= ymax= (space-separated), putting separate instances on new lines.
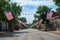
xmin=28 ymin=32 xmax=31 ymax=40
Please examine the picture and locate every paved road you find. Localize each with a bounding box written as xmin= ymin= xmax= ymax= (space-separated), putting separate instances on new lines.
xmin=0 ymin=28 xmax=60 ymax=40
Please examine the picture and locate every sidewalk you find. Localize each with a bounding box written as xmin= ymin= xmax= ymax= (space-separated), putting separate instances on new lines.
xmin=0 ymin=31 xmax=6 ymax=34
xmin=48 ymin=31 xmax=60 ymax=35
xmin=0 ymin=31 xmax=9 ymax=36
xmin=0 ymin=30 xmax=21 ymax=38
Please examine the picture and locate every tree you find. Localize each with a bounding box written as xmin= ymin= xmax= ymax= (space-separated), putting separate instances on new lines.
xmin=0 ymin=0 xmax=22 ymax=32
xmin=0 ymin=0 xmax=10 ymax=21
xmin=32 ymin=19 xmax=38 ymax=24
xmin=56 ymin=8 xmax=60 ymax=14
xmin=53 ymin=0 xmax=60 ymax=7
xmin=19 ymin=17 xmax=27 ymax=23
xmin=11 ymin=3 xmax=22 ymax=18
xmin=32 ymin=6 xmax=51 ymax=30
xmin=35 ymin=6 xmax=51 ymax=23
xmin=53 ymin=0 xmax=60 ymax=14
xmin=18 ymin=17 xmax=27 ymax=29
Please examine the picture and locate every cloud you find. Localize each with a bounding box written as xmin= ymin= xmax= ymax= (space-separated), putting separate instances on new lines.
xmin=11 ymin=0 xmax=54 ymax=6
xmin=11 ymin=0 xmax=57 ymax=24
xmin=11 ymin=0 xmax=56 ymax=12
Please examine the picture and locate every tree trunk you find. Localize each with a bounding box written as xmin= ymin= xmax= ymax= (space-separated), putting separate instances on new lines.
xmin=8 ymin=23 xmax=14 ymax=32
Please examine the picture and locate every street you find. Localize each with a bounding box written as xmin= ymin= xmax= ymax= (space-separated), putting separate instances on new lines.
xmin=0 ymin=28 xmax=60 ymax=40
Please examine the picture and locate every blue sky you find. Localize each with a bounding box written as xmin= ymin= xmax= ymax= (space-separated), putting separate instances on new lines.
xmin=10 ymin=0 xmax=58 ymax=24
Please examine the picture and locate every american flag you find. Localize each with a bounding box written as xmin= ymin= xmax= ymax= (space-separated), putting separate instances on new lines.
xmin=18 ymin=20 xmax=23 ymax=24
xmin=4 ymin=10 xmax=13 ymax=20
xmin=39 ymin=19 xmax=43 ymax=24
xmin=46 ymin=11 xmax=53 ymax=20
xmin=18 ymin=20 xmax=27 ymax=27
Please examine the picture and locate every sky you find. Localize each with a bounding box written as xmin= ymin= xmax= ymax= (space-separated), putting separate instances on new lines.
xmin=10 ymin=0 xmax=58 ymax=24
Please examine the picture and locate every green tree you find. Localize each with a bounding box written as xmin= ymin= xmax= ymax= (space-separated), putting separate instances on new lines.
xmin=32 ymin=6 xmax=51 ymax=30
xmin=53 ymin=0 xmax=60 ymax=7
xmin=19 ymin=17 xmax=27 ymax=23
xmin=32 ymin=19 xmax=38 ymax=24
xmin=18 ymin=17 xmax=27 ymax=29
xmin=0 ymin=0 xmax=22 ymax=32
xmin=53 ymin=0 xmax=60 ymax=14
xmin=11 ymin=3 xmax=22 ymax=18
xmin=0 ymin=0 xmax=10 ymax=21
xmin=35 ymin=6 xmax=51 ymax=23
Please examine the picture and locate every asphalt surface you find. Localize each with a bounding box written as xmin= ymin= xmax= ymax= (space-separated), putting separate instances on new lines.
xmin=0 ymin=28 xmax=60 ymax=40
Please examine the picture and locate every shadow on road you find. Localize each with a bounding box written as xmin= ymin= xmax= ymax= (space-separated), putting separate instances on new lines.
xmin=0 ymin=31 xmax=29 ymax=38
